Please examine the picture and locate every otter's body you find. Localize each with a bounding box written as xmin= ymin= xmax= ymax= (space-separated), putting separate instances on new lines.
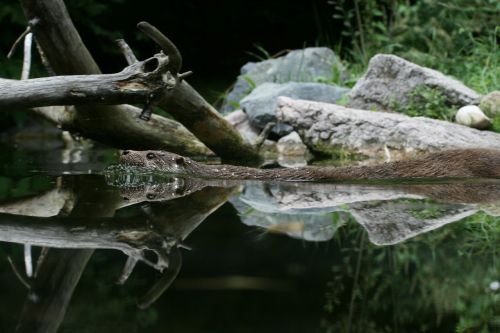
xmin=120 ymin=149 xmax=500 ymax=182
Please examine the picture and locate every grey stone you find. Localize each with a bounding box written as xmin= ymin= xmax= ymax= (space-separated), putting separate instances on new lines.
xmin=348 ymin=54 xmax=482 ymax=111
xmin=480 ymin=91 xmax=500 ymax=117
xmin=276 ymin=131 xmax=310 ymax=157
xmin=277 ymin=97 xmax=500 ymax=158
xmin=224 ymin=109 xmax=260 ymax=143
xmin=231 ymin=182 xmax=498 ymax=244
xmin=221 ymin=47 xmax=346 ymax=113
xmin=240 ymin=82 xmax=350 ymax=135
xmin=224 ymin=110 xmax=277 ymax=154
xmin=231 ymin=183 xmax=349 ymax=242
xmin=350 ymin=200 xmax=478 ymax=245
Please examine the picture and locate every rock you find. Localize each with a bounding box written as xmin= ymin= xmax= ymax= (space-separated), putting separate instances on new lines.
xmin=237 ymin=208 xmax=345 ymax=242
xmin=276 ymin=97 xmax=500 ymax=158
xmin=231 ymin=183 xmax=349 ymax=242
xmin=221 ymin=47 xmax=346 ymax=114
xmin=276 ymin=131 xmax=310 ymax=156
xmin=455 ymin=105 xmax=492 ymax=129
xmin=224 ymin=110 xmax=260 ymax=143
xmin=480 ymin=91 xmax=500 ymax=117
xmin=350 ymin=200 xmax=478 ymax=245
xmin=276 ymin=131 xmax=312 ymax=167
xmin=348 ymin=54 xmax=482 ymax=111
xmin=224 ymin=110 xmax=277 ymax=155
xmin=240 ymin=82 xmax=350 ymax=135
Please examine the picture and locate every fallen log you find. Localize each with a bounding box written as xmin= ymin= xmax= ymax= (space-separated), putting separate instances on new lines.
xmin=16 ymin=0 xmax=214 ymax=157
xmin=0 ymin=54 xmax=175 ymax=109
xmin=17 ymin=0 xmax=260 ymax=162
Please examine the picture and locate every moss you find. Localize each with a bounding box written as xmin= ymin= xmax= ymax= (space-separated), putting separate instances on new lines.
xmin=391 ymin=85 xmax=457 ymax=121
xmin=309 ymin=144 xmax=366 ymax=165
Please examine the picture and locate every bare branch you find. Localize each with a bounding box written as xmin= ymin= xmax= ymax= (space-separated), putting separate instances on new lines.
xmin=7 ymin=26 xmax=31 ymax=59
xmin=116 ymin=39 xmax=138 ymax=65
xmin=24 ymin=245 xmax=33 ymax=278
xmin=137 ymin=21 xmax=182 ymax=73
xmin=7 ymin=256 xmax=31 ymax=289
xmin=34 ymin=40 xmax=55 ymax=76
xmin=20 ymin=32 xmax=32 ymax=80
xmin=253 ymin=122 xmax=276 ymax=148
xmin=117 ymin=256 xmax=138 ymax=285
xmin=0 ymin=54 xmax=176 ymax=109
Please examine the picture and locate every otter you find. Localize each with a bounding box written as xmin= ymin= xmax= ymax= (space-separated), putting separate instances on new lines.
xmin=119 ymin=149 xmax=500 ymax=182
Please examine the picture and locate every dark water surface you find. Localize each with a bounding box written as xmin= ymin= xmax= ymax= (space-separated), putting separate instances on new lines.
xmin=0 ymin=144 xmax=498 ymax=333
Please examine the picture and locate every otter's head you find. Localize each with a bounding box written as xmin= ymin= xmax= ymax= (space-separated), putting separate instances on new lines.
xmin=120 ymin=150 xmax=190 ymax=174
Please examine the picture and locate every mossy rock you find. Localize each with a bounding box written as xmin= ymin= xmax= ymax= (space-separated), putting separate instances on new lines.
xmin=480 ymin=91 xmax=500 ymax=117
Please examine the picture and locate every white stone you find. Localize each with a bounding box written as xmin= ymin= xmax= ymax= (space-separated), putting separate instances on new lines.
xmin=455 ymin=105 xmax=492 ymax=129
xmin=489 ymin=281 xmax=499 ymax=291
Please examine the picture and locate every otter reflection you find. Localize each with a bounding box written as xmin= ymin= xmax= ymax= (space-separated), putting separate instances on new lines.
xmin=106 ymin=173 xmax=499 ymax=245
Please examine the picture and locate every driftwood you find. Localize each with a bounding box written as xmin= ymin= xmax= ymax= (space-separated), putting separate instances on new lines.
xmin=16 ymin=0 xmax=260 ymax=162
xmin=0 ymin=54 xmax=176 ymax=109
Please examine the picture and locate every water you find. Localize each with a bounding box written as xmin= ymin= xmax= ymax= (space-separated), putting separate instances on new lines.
xmin=0 ymin=144 xmax=498 ymax=333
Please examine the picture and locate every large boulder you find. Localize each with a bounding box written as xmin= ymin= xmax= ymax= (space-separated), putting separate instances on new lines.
xmin=277 ymin=97 xmax=500 ymax=158
xmin=221 ymin=47 xmax=346 ymax=113
xmin=348 ymin=54 xmax=482 ymax=111
xmin=240 ymin=82 xmax=349 ymax=135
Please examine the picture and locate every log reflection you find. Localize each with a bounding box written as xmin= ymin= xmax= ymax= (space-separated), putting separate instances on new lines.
xmin=0 ymin=174 xmax=235 ymax=332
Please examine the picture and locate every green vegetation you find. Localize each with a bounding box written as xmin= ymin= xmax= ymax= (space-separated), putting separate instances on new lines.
xmin=328 ymin=0 xmax=499 ymax=94
xmin=324 ymin=211 xmax=500 ymax=333
xmin=391 ymin=85 xmax=457 ymax=121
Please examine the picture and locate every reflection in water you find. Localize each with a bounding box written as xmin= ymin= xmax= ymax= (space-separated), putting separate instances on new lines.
xmin=0 ymin=164 xmax=498 ymax=332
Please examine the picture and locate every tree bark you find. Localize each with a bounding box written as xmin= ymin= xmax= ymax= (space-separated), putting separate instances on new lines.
xmin=0 ymin=54 xmax=174 ymax=109
xmin=158 ymin=82 xmax=261 ymax=163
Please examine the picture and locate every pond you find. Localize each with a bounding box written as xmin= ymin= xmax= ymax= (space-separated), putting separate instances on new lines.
xmin=0 ymin=143 xmax=498 ymax=333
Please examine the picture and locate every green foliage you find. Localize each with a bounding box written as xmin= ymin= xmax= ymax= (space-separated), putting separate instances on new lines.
xmin=492 ymin=115 xmax=500 ymax=133
xmin=245 ymin=43 xmax=273 ymax=61
xmin=392 ymin=85 xmax=457 ymax=121
xmin=323 ymin=210 xmax=500 ymax=333
xmin=328 ymin=0 xmax=500 ymax=94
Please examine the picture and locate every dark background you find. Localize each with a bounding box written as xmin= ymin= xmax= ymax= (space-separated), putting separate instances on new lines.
xmin=1 ymin=0 xmax=338 ymax=94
